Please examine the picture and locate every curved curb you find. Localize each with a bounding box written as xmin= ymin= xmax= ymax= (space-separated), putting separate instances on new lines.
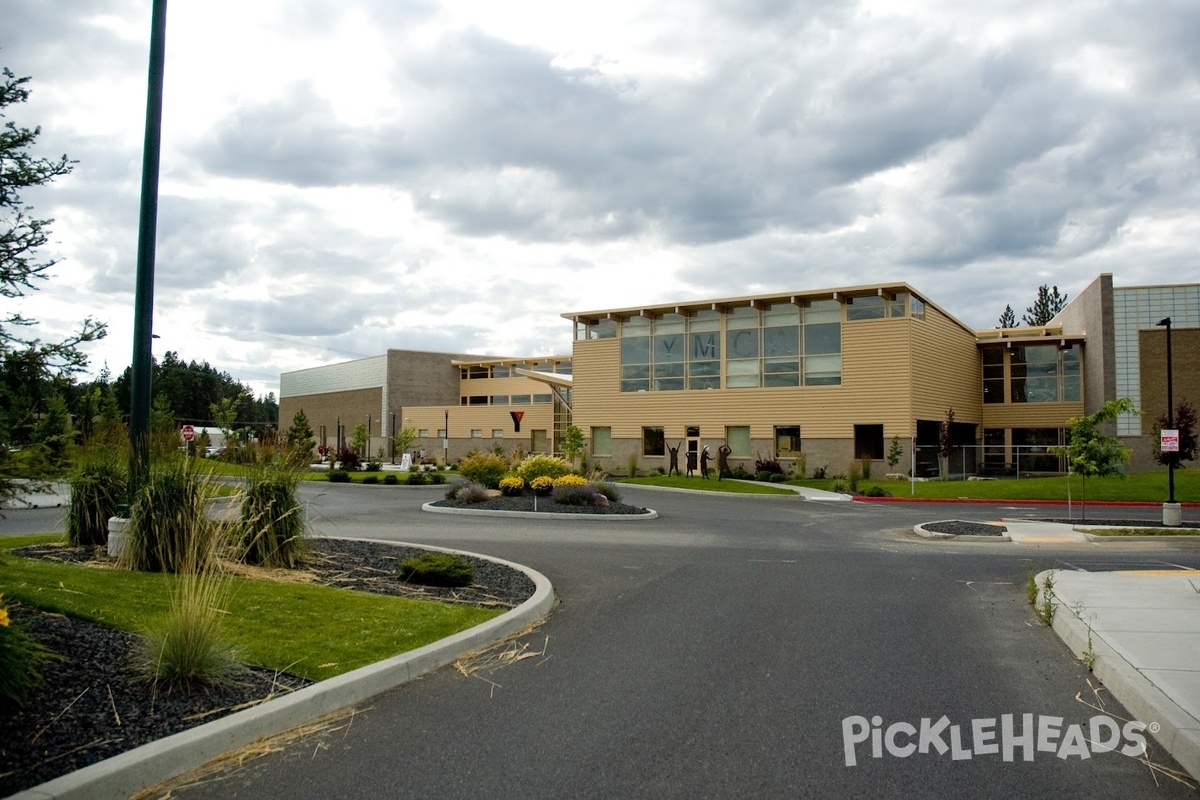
xmin=912 ymin=520 xmax=1012 ymax=542
xmin=13 ymin=539 xmax=555 ymax=800
xmin=422 ymin=502 xmax=658 ymax=520
xmin=1036 ymin=570 xmax=1200 ymax=783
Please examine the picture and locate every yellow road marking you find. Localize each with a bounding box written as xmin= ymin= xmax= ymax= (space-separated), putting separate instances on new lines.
xmin=1119 ymin=569 xmax=1200 ymax=576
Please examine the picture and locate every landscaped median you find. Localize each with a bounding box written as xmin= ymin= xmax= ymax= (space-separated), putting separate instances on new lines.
xmin=0 ymin=533 xmax=554 ymax=798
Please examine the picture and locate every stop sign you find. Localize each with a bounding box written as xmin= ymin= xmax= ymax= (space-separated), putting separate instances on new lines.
xmin=181 ymin=424 xmax=196 ymax=442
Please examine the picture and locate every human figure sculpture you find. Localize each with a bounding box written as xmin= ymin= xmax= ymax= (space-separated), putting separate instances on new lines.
xmin=667 ymin=441 xmax=682 ymax=476
xmin=717 ymin=444 xmax=732 ymax=480
xmin=686 ymin=448 xmax=697 ymax=477
xmin=699 ymin=445 xmax=711 ymax=479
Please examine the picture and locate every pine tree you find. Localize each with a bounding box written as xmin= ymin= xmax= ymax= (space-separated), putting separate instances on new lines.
xmin=1022 ymin=285 xmax=1068 ymax=326
xmin=998 ymin=304 xmax=1016 ymax=328
xmin=2 ymin=66 xmax=106 ymax=503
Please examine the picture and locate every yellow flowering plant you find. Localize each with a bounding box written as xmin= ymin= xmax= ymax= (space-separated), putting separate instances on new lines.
xmin=530 ymin=475 xmax=554 ymax=495
xmin=552 ymin=474 xmax=588 ymax=488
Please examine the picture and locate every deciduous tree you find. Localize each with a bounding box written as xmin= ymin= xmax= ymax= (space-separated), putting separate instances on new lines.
xmin=1052 ymin=398 xmax=1135 ymax=520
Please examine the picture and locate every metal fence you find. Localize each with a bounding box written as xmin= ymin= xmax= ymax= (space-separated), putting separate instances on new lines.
xmin=908 ymin=444 xmax=1066 ymax=481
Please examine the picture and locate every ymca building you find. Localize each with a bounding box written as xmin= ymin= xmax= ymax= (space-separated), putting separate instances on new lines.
xmin=278 ymin=274 xmax=1199 ymax=477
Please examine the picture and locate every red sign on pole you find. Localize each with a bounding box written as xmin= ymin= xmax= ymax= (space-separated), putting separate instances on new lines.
xmin=181 ymin=424 xmax=196 ymax=442
xmin=1161 ymin=429 xmax=1179 ymax=453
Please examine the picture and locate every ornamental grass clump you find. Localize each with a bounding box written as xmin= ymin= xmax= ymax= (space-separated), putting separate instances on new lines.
xmin=67 ymin=460 xmax=127 ymax=546
xmin=515 ymin=454 xmax=571 ymax=484
xmin=591 ymin=479 xmax=622 ymax=503
xmin=138 ymin=570 xmax=239 ymax=691
xmin=444 ymin=480 xmax=490 ymax=504
xmin=397 ymin=552 xmax=475 ymax=587
xmin=239 ymin=464 xmax=304 ymax=569
xmin=124 ymin=459 xmax=216 ymax=574
xmin=551 ymin=484 xmax=604 ymax=506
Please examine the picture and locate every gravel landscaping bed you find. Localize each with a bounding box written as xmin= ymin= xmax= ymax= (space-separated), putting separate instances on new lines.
xmin=921 ymin=520 xmax=1009 ymax=536
xmin=0 ymin=538 xmax=535 ymax=796
xmin=1034 ymin=518 xmax=1200 ymax=528
xmin=430 ymin=495 xmax=651 ymax=515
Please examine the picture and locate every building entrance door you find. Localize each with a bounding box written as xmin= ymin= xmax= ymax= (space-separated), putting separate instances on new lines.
xmin=686 ymin=426 xmax=700 ymax=475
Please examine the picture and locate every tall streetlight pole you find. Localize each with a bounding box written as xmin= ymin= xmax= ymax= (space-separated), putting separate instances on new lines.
xmin=1157 ymin=317 xmax=1180 ymax=525
xmin=128 ymin=0 xmax=169 ymax=497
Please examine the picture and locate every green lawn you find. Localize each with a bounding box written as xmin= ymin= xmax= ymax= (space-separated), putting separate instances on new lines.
xmin=791 ymin=468 xmax=1199 ymax=503
xmin=620 ymin=475 xmax=797 ymax=494
xmin=0 ymin=535 xmax=502 ymax=681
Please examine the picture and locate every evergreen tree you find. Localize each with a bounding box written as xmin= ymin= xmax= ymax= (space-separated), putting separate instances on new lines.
xmin=1022 ymin=285 xmax=1068 ymax=326
xmin=998 ymin=304 xmax=1016 ymax=328
xmin=1 ymin=66 xmax=106 ymax=503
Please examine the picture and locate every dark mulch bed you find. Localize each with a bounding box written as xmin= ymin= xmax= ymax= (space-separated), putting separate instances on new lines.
xmin=431 ymin=495 xmax=651 ymax=515
xmin=1034 ymin=518 xmax=1200 ymax=528
xmin=0 ymin=538 xmax=535 ymax=796
xmin=922 ymin=520 xmax=1008 ymax=536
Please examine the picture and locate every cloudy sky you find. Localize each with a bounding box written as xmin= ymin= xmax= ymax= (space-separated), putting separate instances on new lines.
xmin=5 ymin=0 xmax=1200 ymax=400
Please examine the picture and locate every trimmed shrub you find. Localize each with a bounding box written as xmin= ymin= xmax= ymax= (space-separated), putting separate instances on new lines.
xmin=730 ymin=465 xmax=753 ymax=480
xmin=864 ymin=485 xmax=892 ymax=497
xmin=363 ymin=462 xmax=382 ymax=472
xmin=397 ymin=552 xmax=475 ymax=587
xmin=383 ymin=474 xmax=399 ymax=485
xmin=457 ymin=452 xmax=510 ymax=489
xmin=407 ymin=468 xmax=429 ymax=486
xmin=430 ymin=472 xmax=447 ymax=485
xmin=516 ymin=454 xmax=571 ymax=484
xmin=362 ymin=475 xmax=379 ymax=485
xmin=755 ymin=471 xmax=775 ymax=482
xmin=67 ymin=461 xmax=126 ymax=546
xmin=499 ymin=475 xmax=524 ymax=496
xmin=327 ymin=470 xmax=351 ymax=483
xmin=768 ymin=473 xmax=787 ymax=483
xmin=552 ymin=484 xmax=602 ymax=506
xmin=239 ymin=466 xmax=304 ymax=568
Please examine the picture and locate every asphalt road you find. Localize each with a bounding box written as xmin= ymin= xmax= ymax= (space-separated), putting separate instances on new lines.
xmin=5 ymin=486 xmax=1199 ymax=798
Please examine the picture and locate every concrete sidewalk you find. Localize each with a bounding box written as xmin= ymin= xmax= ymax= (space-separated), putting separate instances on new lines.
xmin=1037 ymin=566 xmax=1200 ymax=783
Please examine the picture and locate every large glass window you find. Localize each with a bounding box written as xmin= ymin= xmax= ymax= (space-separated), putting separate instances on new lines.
xmin=726 ymin=426 xmax=751 ymax=457
xmin=688 ymin=310 xmax=721 ymax=389
xmin=592 ymin=426 xmax=612 ymax=456
xmin=982 ymin=349 xmax=1004 ymax=404
xmin=845 ymin=295 xmax=885 ymax=320
xmin=726 ymin=306 xmax=761 ymax=388
xmin=775 ymin=426 xmax=801 ymax=455
xmin=643 ymin=426 xmax=665 ymax=457
xmin=1009 ymin=345 xmax=1081 ymax=403
xmin=802 ymin=300 xmax=841 ymax=385
xmin=763 ymin=303 xmax=799 ymax=388
xmin=620 ymin=316 xmax=651 ymax=392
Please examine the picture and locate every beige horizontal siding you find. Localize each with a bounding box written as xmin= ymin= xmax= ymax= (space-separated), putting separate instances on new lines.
xmin=570 ymin=322 xmax=921 ymax=440
xmin=910 ymin=307 xmax=982 ymax=423
xmin=981 ymin=402 xmax=1085 ymax=429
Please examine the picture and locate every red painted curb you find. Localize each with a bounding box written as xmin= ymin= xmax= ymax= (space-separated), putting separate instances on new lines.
xmin=853 ymin=496 xmax=1200 ymax=507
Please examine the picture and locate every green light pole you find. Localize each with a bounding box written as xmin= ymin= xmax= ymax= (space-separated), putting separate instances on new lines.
xmin=129 ymin=0 xmax=169 ymax=496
